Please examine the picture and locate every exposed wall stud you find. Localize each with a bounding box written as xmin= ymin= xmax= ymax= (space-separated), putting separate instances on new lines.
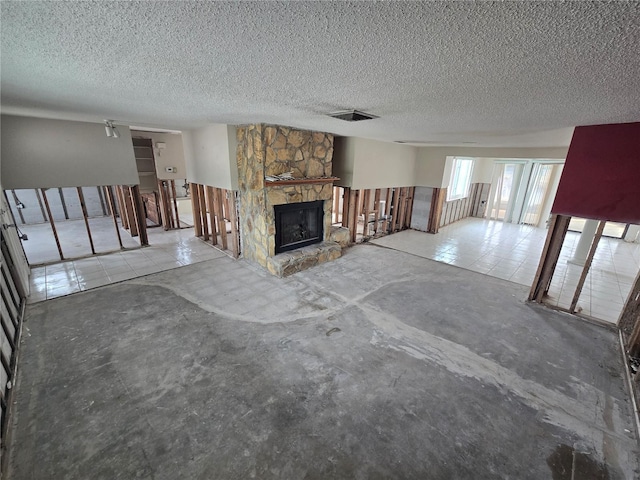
xmin=40 ymin=189 xmax=64 ymax=260
xmin=76 ymin=187 xmax=96 ymax=254
xmin=104 ymin=186 xmax=124 ymax=249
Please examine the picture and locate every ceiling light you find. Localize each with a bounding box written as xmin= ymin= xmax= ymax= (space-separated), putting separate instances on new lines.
xmin=329 ymin=110 xmax=378 ymax=122
xmin=104 ymin=120 xmax=120 ymax=138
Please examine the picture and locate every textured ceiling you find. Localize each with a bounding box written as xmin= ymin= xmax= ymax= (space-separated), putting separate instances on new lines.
xmin=1 ymin=1 xmax=639 ymax=147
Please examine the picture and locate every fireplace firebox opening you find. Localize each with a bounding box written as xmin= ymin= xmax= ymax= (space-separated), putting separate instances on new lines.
xmin=274 ymin=200 xmax=324 ymax=254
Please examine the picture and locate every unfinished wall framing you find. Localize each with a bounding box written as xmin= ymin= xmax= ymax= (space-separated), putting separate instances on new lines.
xmin=335 ymin=186 xmax=415 ymax=243
xmin=0 ymin=192 xmax=28 ymax=472
xmin=189 ymin=183 xmax=240 ymax=258
xmin=8 ymin=185 xmax=149 ymax=265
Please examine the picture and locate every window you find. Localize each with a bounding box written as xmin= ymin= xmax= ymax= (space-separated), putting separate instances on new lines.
xmin=447 ymin=157 xmax=474 ymax=201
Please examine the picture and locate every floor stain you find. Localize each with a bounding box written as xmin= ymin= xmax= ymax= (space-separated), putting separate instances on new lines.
xmin=547 ymin=444 xmax=610 ymax=480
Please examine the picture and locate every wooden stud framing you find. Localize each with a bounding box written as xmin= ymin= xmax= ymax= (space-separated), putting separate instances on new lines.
xmin=115 ymin=186 xmax=129 ymax=230
xmin=341 ymin=188 xmax=350 ymax=228
xmin=40 ymin=189 xmax=64 ymax=260
xmin=620 ymin=269 xmax=640 ymax=337
xmin=569 ymin=221 xmax=605 ymax=313
xmin=76 ymin=187 xmax=96 ymax=254
xmin=362 ymin=189 xmax=371 ymax=237
xmin=97 ymin=186 xmax=108 ymax=216
xmin=35 ymin=188 xmax=48 ymax=222
xmin=383 ymin=188 xmax=392 ymax=233
xmin=206 ymin=186 xmax=218 ymax=245
xmin=157 ymin=180 xmax=170 ymax=230
xmin=405 ymin=187 xmax=415 ymax=228
xmin=397 ymin=188 xmax=408 ymax=231
xmin=623 ymin=270 xmax=640 ymax=356
xmin=529 ymin=214 xmax=571 ymax=302
xmin=58 ymin=188 xmax=70 ymax=220
xmin=348 ymin=189 xmax=358 ymax=243
xmin=197 ymin=184 xmax=209 ymax=241
xmin=391 ymin=188 xmax=401 ymax=232
xmin=333 ymin=187 xmax=341 ymax=224
xmin=170 ymin=180 xmax=181 ymax=229
xmin=214 ymin=188 xmax=228 ymax=250
xmin=373 ymin=189 xmax=381 ymax=234
xmin=228 ymin=190 xmax=240 ymax=258
xmin=428 ymin=188 xmax=445 ymax=234
xmin=130 ymin=185 xmax=149 ymax=246
xmin=103 ymin=186 xmax=124 ymax=249
xmin=190 ymin=183 xmax=202 ymax=237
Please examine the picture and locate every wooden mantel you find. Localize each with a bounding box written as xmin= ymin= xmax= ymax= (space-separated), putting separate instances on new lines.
xmin=264 ymin=177 xmax=339 ymax=186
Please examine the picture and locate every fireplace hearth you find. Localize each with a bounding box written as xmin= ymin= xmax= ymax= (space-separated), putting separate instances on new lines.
xmin=274 ymin=200 xmax=324 ymax=254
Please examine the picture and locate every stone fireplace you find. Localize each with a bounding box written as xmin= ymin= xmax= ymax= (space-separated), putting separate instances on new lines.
xmin=236 ymin=124 xmax=343 ymax=276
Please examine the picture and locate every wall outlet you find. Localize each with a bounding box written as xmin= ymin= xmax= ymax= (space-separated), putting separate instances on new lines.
xmin=165 ymin=166 xmax=176 ymax=173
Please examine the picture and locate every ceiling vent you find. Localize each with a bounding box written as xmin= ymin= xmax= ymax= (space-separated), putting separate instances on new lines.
xmin=329 ymin=110 xmax=378 ymax=122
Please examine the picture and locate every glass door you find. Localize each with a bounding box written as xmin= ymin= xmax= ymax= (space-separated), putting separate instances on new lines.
xmin=488 ymin=163 xmax=523 ymax=222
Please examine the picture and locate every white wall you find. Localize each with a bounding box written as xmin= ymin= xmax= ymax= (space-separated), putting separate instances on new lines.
xmin=332 ymin=137 xmax=417 ymax=189
xmin=352 ymin=138 xmax=417 ymax=189
xmin=414 ymin=146 xmax=569 ymax=187
xmin=182 ymin=124 xmax=238 ymax=190
xmin=332 ymin=137 xmax=355 ymax=187
xmin=1 ymin=115 xmax=139 ymax=189
xmin=130 ymin=130 xmax=186 ymax=181
xmin=471 ymin=158 xmax=495 ymax=184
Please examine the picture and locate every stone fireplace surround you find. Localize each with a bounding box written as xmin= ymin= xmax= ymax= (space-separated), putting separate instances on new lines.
xmin=236 ymin=124 xmax=344 ymax=276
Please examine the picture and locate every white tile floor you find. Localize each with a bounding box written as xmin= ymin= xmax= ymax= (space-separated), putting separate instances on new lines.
xmin=371 ymin=218 xmax=640 ymax=324
xmin=28 ymin=228 xmax=227 ymax=303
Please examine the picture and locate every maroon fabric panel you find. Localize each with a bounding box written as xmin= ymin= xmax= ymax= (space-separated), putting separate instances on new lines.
xmin=552 ymin=122 xmax=640 ymax=224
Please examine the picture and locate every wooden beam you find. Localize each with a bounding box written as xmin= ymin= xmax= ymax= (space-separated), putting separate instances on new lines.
xmin=115 ymin=186 xmax=129 ymax=230
xmin=228 ymin=190 xmax=240 ymax=258
xmin=341 ymin=188 xmax=350 ymax=228
xmin=333 ymin=186 xmax=341 ymax=224
xmin=362 ymin=189 xmax=371 ymax=237
xmin=428 ymin=188 xmax=445 ymax=234
xmin=397 ymin=187 xmax=407 ymax=231
xmin=569 ymin=221 xmax=605 ymax=313
xmin=40 ymin=189 xmax=64 ymax=260
xmin=199 ymin=184 xmax=209 ymax=241
xmin=130 ymin=185 xmax=149 ymax=246
xmin=529 ymin=214 xmax=571 ymax=302
xmin=157 ymin=180 xmax=170 ymax=230
xmin=391 ymin=187 xmax=401 ymax=232
xmin=190 ymin=183 xmax=202 ymax=237
xmin=35 ymin=188 xmax=48 ymax=222
xmin=170 ymin=180 xmax=181 ymax=229
xmin=214 ymin=188 xmax=228 ymax=250
xmin=97 ymin=186 xmax=108 ymax=216
xmin=76 ymin=187 xmax=96 ymax=254
xmin=124 ymin=186 xmax=138 ymax=236
xmin=405 ymin=187 xmax=415 ymax=228
xmin=206 ymin=186 xmax=218 ymax=245
xmin=58 ymin=187 xmax=70 ymax=220
xmin=382 ymin=188 xmax=392 ymax=233
xmin=373 ymin=189 xmax=381 ymax=234
xmin=104 ymin=186 xmax=124 ymax=249
xmin=348 ymin=189 xmax=358 ymax=243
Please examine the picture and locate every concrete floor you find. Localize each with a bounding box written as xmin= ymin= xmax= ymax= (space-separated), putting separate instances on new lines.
xmin=9 ymin=245 xmax=640 ymax=479
xmin=372 ymin=219 xmax=640 ymax=324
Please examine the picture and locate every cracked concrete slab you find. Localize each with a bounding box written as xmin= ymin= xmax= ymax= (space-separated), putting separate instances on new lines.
xmin=8 ymin=244 xmax=640 ymax=479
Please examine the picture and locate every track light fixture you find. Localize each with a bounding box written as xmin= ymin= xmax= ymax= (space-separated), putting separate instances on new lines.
xmin=104 ymin=120 xmax=120 ymax=138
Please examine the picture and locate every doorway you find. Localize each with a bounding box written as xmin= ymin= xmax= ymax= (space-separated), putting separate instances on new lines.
xmin=488 ymin=160 xmax=563 ymax=228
